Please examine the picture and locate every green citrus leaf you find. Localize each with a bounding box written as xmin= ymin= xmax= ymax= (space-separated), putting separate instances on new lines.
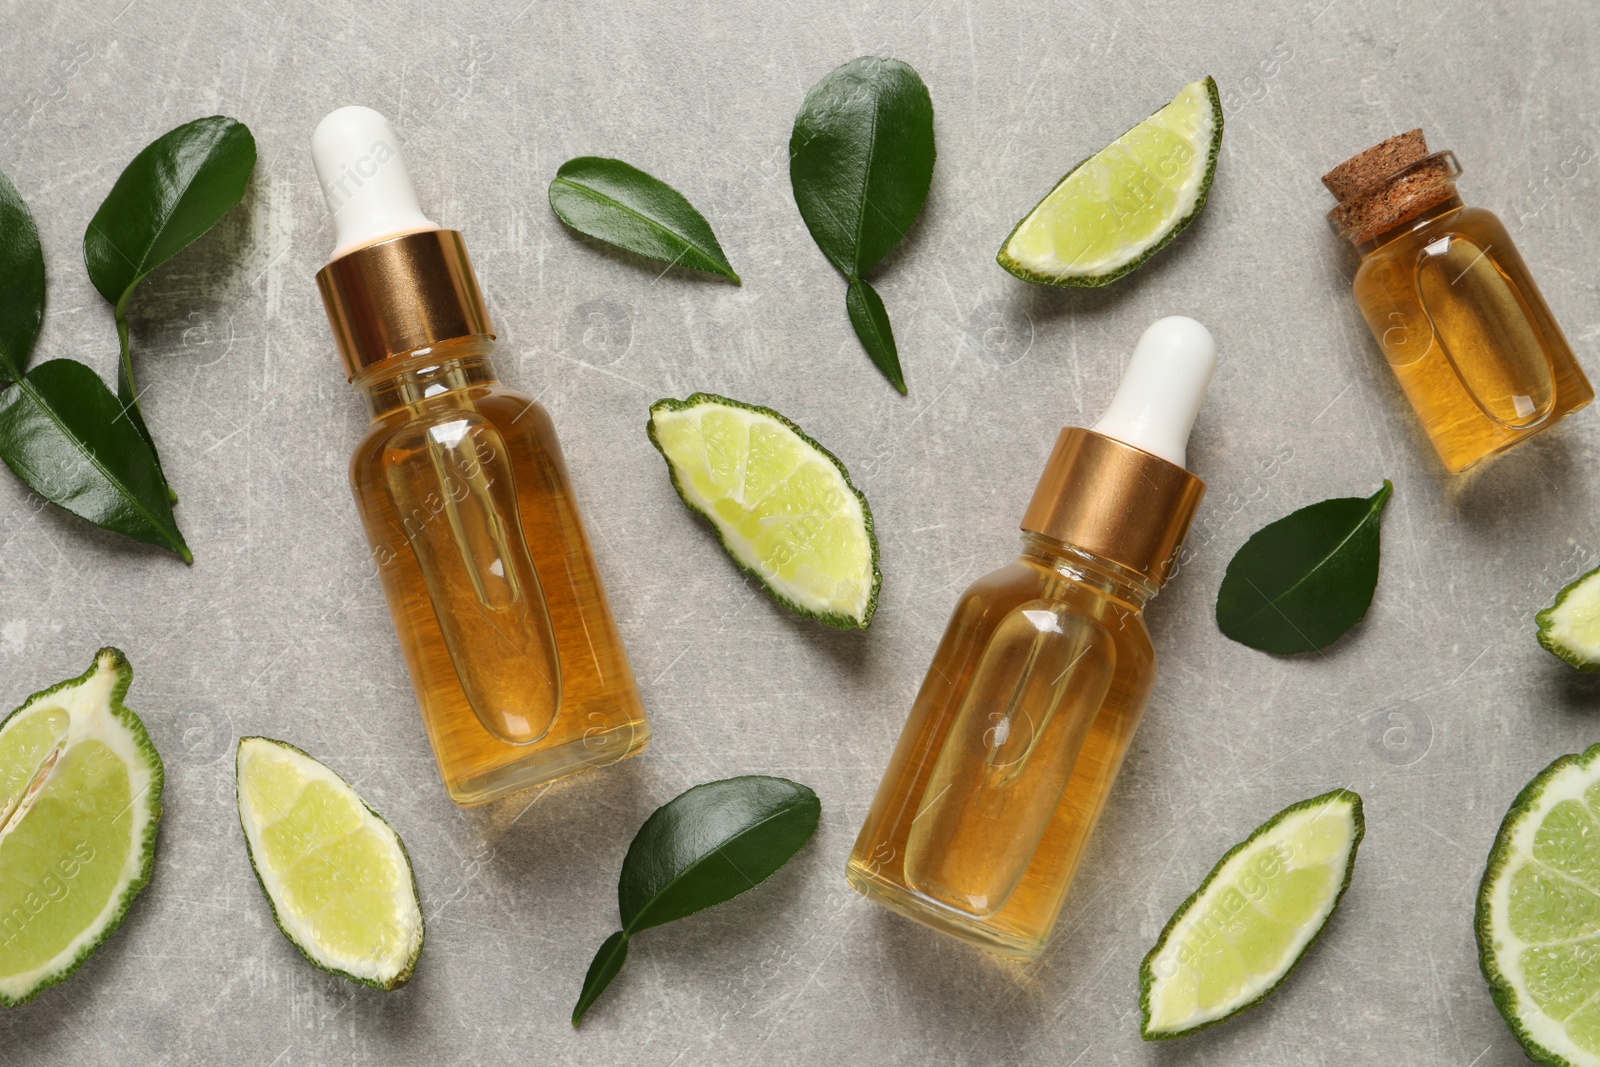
xmin=0 ymin=166 xmax=185 ymax=557
xmin=0 ymin=359 xmax=190 ymax=561
xmin=571 ymin=930 xmax=629 ymax=1027
xmin=845 ymin=277 xmax=904 ymax=394
xmin=573 ymin=776 xmax=820 ymax=1026
xmin=83 ymin=115 xmax=256 ymax=478
xmin=790 ymin=56 xmax=934 ymax=391
xmin=0 ymin=167 xmax=44 ymax=388
xmin=619 ymin=776 xmax=820 ymax=932
xmin=790 ymin=57 xmax=934 ymax=277
xmin=549 ymin=157 xmax=739 ymax=282
xmin=1215 ymin=480 xmax=1392 ymax=654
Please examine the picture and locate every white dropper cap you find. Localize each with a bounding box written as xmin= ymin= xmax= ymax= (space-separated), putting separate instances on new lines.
xmin=1090 ymin=316 xmax=1217 ymax=468
xmin=312 ymin=106 xmax=438 ymax=259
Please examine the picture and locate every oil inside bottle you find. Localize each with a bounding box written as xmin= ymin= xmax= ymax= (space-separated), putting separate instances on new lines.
xmin=847 ymin=321 xmax=1213 ymax=961
xmin=1324 ymin=132 xmax=1593 ymax=473
xmin=848 ymin=541 xmax=1155 ymax=960
xmin=1414 ymin=232 xmax=1553 ymax=429
xmin=1352 ymin=204 xmax=1592 ymax=472
xmin=312 ymin=107 xmax=649 ymax=807
xmin=383 ymin=410 xmax=562 ymax=744
xmin=352 ymin=347 xmax=649 ymax=805
xmin=902 ymin=600 xmax=1114 ymax=917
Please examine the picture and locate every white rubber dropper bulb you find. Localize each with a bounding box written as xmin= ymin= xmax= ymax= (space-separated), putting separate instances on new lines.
xmin=312 ymin=106 xmax=438 ymax=259
xmin=1090 ymin=316 xmax=1217 ymax=469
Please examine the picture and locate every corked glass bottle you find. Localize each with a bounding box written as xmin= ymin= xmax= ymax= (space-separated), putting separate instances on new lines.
xmin=1324 ymin=129 xmax=1592 ymax=473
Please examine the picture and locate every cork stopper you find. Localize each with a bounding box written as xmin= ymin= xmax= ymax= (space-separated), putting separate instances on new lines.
xmin=1322 ymin=129 xmax=1428 ymax=199
xmin=1323 ymin=129 xmax=1461 ymax=244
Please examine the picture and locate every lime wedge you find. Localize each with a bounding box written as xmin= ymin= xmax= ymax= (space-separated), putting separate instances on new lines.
xmin=648 ymin=393 xmax=880 ymax=630
xmin=1479 ymin=742 xmax=1600 ymax=1065
xmin=998 ymin=76 xmax=1222 ymax=287
xmin=0 ymin=648 xmax=164 ymax=1007
xmin=1141 ymin=788 xmax=1363 ymax=1039
xmin=236 ymin=737 xmax=423 ymax=989
xmin=1538 ymin=566 xmax=1600 ymax=671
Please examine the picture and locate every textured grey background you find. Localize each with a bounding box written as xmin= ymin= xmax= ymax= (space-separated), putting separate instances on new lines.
xmin=0 ymin=0 xmax=1595 ymax=1063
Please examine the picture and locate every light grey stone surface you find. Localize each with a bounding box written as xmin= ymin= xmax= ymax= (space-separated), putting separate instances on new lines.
xmin=0 ymin=0 xmax=1596 ymax=1063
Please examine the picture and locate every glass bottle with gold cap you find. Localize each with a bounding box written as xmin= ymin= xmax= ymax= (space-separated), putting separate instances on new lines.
xmin=1324 ymin=129 xmax=1593 ymax=473
xmin=847 ymin=317 xmax=1215 ymax=961
xmin=312 ymin=107 xmax=649 ymax=806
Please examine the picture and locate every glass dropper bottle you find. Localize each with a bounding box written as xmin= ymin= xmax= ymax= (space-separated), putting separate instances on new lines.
xmin=312 ymin=107 xmax=649 ymax=805
xmin=848 ymin=317 xmax=1215 ymax=960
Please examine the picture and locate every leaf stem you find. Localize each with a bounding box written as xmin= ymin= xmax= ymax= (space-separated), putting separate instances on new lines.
xmin=112 ymin=308 xmax=175 ymax=503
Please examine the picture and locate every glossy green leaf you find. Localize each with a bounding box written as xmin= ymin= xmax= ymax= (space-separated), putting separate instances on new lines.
xmin=619 ymin=776 xmax=820 ymax=932
xmin=789 ymin=56 xmax=934 ymax=392
xmin=572 ymin=930 xmax=629 ymax=1027
xmin=0 ymin=168 xmax=44 ymax=388
xmin=0 ymin=172 xmax=187 ymax=560
xmin=0 ymin=359 xmax=190 ymax=561
xmin=790 ymin=57 xmax=935 ymax=277
xmin=844 ymin=277 xmax=903 ymax=394
xmin=83 ymin=115 xmax=256 ymax=475
xmin=572 ymin=776 xmax=820 ymax=1027
xmin=549 ymin=157 xmax=740 ymax=282
xmin=1215 ymin=481 xmax=1392 ymax=654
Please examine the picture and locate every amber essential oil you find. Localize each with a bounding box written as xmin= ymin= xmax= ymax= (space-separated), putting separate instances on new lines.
xmin=848 ymin=318 xmax=1215 ymax=961
xmin=350 ymin=344 xmax=649 ymax=805
xmin=847 ymin=534 xmax=1155 ymax=959
xmin=313 ymin=108 xmax=648 ymax=806
xmin=1326 ymin=130 xmax=1593 ymax=473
